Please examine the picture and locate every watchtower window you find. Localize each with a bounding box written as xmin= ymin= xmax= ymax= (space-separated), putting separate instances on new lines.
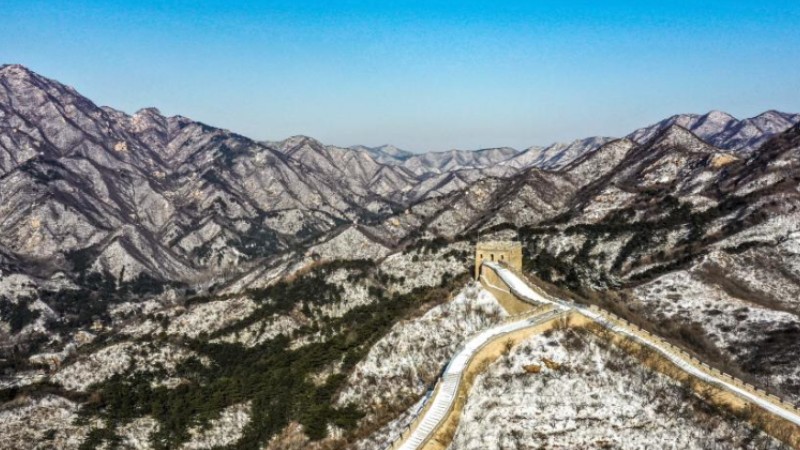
xmin=490 ymin=254 xmax=494 ymax=261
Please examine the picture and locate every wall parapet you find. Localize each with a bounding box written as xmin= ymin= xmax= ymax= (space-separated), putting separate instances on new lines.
xmin=474 ymin=241 xmax=522 ymax=279
xmin=479 ymin=264 xmax=536 ymax=315
xmin=394 ymin=249 xmax=800 ymax=450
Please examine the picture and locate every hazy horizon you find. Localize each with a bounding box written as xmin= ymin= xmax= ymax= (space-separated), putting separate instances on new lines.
xmin=4 ymin=1 xmax=800 ymax=152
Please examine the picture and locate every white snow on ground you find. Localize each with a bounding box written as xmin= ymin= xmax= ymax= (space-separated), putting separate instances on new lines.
xmin=119 ymin=317 xmax=162 ymax=338
xmin=736 ymin=172 xmax=786 ymax=196
xmin=110 ymin=297 xmax=164 ymax=320
xmin=0 ymin=296 xmax=58 ymax=343
xmin=701 ymin=207 xmax=800 ymax=311
xmin=633 ymin=268 xmax=800 ymax=399
xmin=288 ymin=330 xmax=327 ymax=350
xmin=216 ymin=266 xmax=384 ymax=347
xmin=705 ymin=246 xmax=800 ymax=312
xmin=28 ymin=344 xmax=78 ymax=371
xmin=117 ymin=416 xmax=159 ymax=450
xmin=114 ymin=297 xmax=175 ymax=338
xmin=212 ymin=314 xmax=302 ymax=347
xmin=715 ymin=211 xmax=800 ymax=252
xmin=449 ymin=329 xmax=786 ymax=450
xmin=0 ymin=370 xmax=46 ymax=390
xmin=166 ymin=296 xmax=256 ymax=338
xmin=580 ymin=186 xmax=637 ymax=222
xmin=397 ymin=308 xmax=565 ymax=450
xmin=351 ymin=397 xmax=427 ymax=450
xmin=0 ymin=272 xmax=38 ymax=299
xmin=490 ymin=264 xmax=800 ymax=421
xmin=221 ymin=255 xmax=295 ymax=293
xmin=380 ymin=244 xmax=469 ymax=295
xmin=634 ymin=270 xmax=798 ymax=347
xmin=180 ymin=402 xmax=251 ymax=450
xmin=309 ymin=227 xmax=390 ymax=261
xmin=115 ymin=295 xmax=258 ymax=340
xmin=319 ymin=268 xmax=375 ymax=318
xmin=484 ymin=262 xmax=558 ymax=307
xmin=150 ymin=376 xmax=189 ymax=389
xmin=0 ymin=395 xmax=100 ymax=450
xmin=337 ymin=282 xmax=504 ymax=433
xmin=51 ymin=341 xmax=208 ymax=391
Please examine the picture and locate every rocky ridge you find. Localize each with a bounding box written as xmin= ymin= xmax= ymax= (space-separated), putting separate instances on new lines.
xmin=2 ymin=64 xmax=800 ymax=449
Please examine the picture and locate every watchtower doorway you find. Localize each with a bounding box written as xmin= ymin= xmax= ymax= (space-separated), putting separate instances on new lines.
xmin=474 ymin=241 xmax=523 ymax=279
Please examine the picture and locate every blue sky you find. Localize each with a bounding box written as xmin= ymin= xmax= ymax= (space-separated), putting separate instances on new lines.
xmin=3 ymin=1 xmax=800 ymax=151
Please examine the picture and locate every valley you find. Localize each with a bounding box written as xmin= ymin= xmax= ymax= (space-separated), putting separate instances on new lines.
xmin=1 ymin=64 xmax=800 ymax=449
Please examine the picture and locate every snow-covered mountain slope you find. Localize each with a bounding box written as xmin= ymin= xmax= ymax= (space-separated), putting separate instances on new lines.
xmin=561 ymin=138 xmax=637 ymax=186
xmin=0 ymin=64 xmax=404 ymax=287
xmin=268 ymin=136 xmax=421 ymax=201
xmin=628 ymin=110 xmax=800 ymax=155
xmin=502 ymin=136 xmax=614 ymax=170
xmin=450 ymin=328 xmax=787 ymax=450
xmin=338 ymin=282 xmax=505 ymax=449
xmin=0 ymin=238 xmax=478 ymax=450
xmin=400 ymin=147 xmax=519 ymax=176
xmin=2 ymin=64 xmax=797 ymax=291
xmin=348 ymin=144 xmax=414 ymax=165
xmin=3 ymin=64 xmax=800 ymax=450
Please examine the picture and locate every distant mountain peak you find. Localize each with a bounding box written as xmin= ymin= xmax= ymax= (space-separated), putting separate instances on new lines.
xmin=374 ymin=144 xmax=406 ymax=154
xmin=501 ymin=136 xmax=614 ymax=170
xmin=0 ymin=64 xmax=44 ymax=87
xmin=635 ymin=124 xmax=722 ymax=160
xmin=702 ymin=110 xmax=737 ymax=121
xmin=756 ymin=109 xmax=787 ymax=118
xmin=628 ymin=110 xmax=800 ymax=154
xmin=651 ymin=124 xmax=704 ymax=144
xmin=134 ymin=107 xmax=163 ymax=117
xmin=693 ymin=110 xmax=737 ymax=133
xmin=275 ymin=135 xmax=329 ymax=158
xmin=474 ymin=146 xmax=519 ymax=155
xmin=345 ymin=143 xmax=414 ymax=165
xmin=0 ymin=64 xmax=63 ymax=90
xmin=0 ymin=63 xmax=35 ymax=77
xmin=282 ymin=134 xmax=324 ymax=148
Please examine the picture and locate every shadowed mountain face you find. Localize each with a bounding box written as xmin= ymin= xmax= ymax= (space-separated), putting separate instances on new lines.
xmin=1 ymin=64 xmax=799 ymax=289
xmin=501 ymin=136 xmax=615 ymax=171
xmin=0 ymin=64 xmax=415 ymax=285
xmin=627 ymin=110 xmax=800 ymax=154
xmin=3 ymin=64 xmax=800 ymax=450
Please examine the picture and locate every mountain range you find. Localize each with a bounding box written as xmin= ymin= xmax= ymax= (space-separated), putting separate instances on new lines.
xmin=1 ymin=64 xmax=797 ymax=293
xmin=3 ymin=64 xmax=800 ymax=449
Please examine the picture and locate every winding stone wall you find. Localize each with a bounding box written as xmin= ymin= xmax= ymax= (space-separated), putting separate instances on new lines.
xmin=478 ymin=264 xmax=533 ymax=315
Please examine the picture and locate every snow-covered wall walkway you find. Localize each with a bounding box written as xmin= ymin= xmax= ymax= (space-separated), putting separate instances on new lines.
xmin=488 ymin=263 xmax=800 ymax=427
xmin=394 ymin=308 xmax=566 ymax=450
xmin=393 ymin=262 xmax=800 ymax=450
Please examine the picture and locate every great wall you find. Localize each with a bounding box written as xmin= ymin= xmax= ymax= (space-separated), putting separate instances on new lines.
xmin=385 ymin=241 xmax=800 ymax=450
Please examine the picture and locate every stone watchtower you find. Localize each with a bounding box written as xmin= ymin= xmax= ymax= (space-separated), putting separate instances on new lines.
xmin=475 ymin=241 xmax=523 ymax=279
